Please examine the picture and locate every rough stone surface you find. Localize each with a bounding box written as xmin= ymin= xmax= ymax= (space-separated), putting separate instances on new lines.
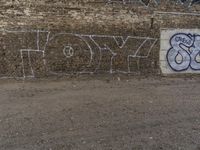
xmin=0 ymin=0 xmax=200 ymax=77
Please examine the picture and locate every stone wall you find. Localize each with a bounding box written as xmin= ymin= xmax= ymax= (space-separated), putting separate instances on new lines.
xmin=0 ymin=0 xmax=200 ymax=78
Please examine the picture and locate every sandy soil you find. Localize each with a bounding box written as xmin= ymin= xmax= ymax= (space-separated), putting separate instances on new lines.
xmin=0 ymin=77 xmax=200 ymax=150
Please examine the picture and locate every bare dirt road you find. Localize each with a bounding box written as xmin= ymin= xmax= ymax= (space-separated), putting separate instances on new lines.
xmin=0 ymin=77 xmax=200 ymax=150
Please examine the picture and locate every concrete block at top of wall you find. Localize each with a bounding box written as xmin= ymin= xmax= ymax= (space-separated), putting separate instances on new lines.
xmin=160 ymin=28 xmax=200 ymax=74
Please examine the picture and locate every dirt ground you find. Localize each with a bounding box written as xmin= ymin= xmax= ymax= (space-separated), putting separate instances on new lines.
xmin=0 ymin=76 xmax=200 ymax=150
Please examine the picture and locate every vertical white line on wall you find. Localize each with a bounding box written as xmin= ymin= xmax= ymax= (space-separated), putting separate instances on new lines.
xmin=89 ymin=35 xmax=103 ymax=73
xmin=20 ymin=50 xmax=25 ymax=78
xmin=28 ymin=50 xmax=34 ymax=77
xmin=43 ymin=32 xmax=50 ymax=66
xmin=37 ymin=30 xmax=40 ymax=50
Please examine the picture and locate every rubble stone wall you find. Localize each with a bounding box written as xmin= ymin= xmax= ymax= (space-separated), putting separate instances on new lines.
xmin=0 ymin=0 xmax=200 ymax=78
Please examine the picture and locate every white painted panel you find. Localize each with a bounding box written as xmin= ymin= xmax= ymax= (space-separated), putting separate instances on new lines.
xmin=160 ymin=29 xmax=200 ymax=74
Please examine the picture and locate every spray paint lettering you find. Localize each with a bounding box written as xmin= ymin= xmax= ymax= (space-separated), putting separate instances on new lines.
xmin=167 ymin=33 xmax=200 ymax=71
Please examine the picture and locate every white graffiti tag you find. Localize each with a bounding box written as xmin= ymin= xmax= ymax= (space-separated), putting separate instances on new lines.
xmin=0 ymin=29 xmax=157 ymax=78
xmin=167 ymin=33 xmax=200 ymax=71
xmin=63 ymin=45 xmax=74 ymax=58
